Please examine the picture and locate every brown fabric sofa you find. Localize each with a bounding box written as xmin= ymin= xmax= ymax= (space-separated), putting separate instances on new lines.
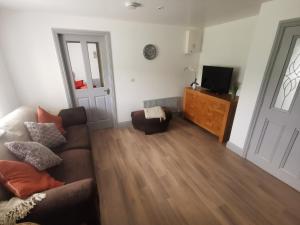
xmin=0 ymin=106 xmax=99 ymax=225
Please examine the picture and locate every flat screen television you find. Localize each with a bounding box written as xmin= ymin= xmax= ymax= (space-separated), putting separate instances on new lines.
xmin=201 ymin=66 xmax=233 ymax=94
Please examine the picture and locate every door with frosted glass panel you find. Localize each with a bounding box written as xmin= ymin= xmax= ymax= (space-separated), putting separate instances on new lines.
xmin=61 ymin=34 xmax=113 ymax=129
xmin=247 ymin=26 xmax=300 ymax=191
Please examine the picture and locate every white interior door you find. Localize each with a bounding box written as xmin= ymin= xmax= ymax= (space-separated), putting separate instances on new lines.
xmin=247 ymin=25 xmax=300 ymax=191
xmin=61 ymin=34 xmax=114 ymax=129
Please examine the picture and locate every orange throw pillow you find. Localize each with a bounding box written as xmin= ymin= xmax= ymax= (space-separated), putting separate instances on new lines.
xmin=37 ymin=106 xmax=65 ymax=134
xmin=0 ymin=160 xmax=63 ymax=199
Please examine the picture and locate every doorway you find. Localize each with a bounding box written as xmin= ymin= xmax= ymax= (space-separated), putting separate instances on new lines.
xmin=53 ymin=29 xmax=117 ymax=129
xmin=245 ymin=19 xmax=300 ymax=191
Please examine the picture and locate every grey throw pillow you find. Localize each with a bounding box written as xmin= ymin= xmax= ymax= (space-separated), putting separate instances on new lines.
xmin=24 ymin=122 xmax=66 ymax=148
xmin=5 ymin=141 xmax=63 ymax=170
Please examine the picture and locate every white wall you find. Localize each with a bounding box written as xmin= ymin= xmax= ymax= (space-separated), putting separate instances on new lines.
xmin=0 ymin=11 xmax=199 ymax=122
xmin=0 ymin=50 xmax=20 ymax=118
xmin=229 ymin=0 xmax=300 ymax=155
xmin=198 ymin=16 xmax=257 ymax=87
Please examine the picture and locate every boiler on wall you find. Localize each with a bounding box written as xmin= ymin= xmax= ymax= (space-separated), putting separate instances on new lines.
xmin=184 ymin=29 xmax=202 ymax=55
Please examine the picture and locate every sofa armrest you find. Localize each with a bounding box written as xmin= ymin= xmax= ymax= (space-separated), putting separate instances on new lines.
xmin=29 ymin=178 xmax=96 ymax=217
xmin=59 ymin=107 xmax=87 ymax=128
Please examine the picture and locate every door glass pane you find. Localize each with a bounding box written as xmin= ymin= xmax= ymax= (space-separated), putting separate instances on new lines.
xmin=67 ymin=42 xmax=88 ymax=89
xmin=274 ymin=38 xmax=300 ymax=111
xmin=87 ymin=42 xmax=104 ymax=88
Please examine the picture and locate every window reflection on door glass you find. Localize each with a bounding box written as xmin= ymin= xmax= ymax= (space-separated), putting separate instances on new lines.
xmin=87 ymin=42 xmax=104 ymax=88
xmin=67 ymin=42 xmax=88 ymax=90
xmin=274 ymin=38 xmax=300 ymax=111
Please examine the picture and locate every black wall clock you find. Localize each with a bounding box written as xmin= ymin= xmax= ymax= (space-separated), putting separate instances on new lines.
xmin=143 ymin=44 xmax=158 ymax=60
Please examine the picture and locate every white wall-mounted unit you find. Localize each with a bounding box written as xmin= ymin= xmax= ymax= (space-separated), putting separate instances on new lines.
xmin=184 ymin=29 xmax=202 ymax=55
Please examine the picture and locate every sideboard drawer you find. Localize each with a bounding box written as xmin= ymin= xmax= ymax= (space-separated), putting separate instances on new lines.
xmin=183 ymin=87 xmax=238 ymax=143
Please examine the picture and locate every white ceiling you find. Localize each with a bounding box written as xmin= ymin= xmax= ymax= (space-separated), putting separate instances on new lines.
xmin=0 ymin=0 xmax=270 ymax=27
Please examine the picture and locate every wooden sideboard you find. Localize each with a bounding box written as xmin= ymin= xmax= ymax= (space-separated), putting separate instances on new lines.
xmin=183 ymin=87 xmax=238 ymax=143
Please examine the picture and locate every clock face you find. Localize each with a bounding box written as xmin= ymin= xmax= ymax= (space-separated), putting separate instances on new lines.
xmin=143 ymin=44 xmax=158 ymax=60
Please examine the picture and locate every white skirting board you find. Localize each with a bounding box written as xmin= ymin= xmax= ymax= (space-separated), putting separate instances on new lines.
xmin=226 ymin=141 xmax=245 ymax=158
xmin=117 ymin=121 xmax=132 ymax=128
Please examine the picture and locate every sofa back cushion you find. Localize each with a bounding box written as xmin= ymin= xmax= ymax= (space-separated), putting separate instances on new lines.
xmin=58 ymin=107 xmax=87 ymax=128
xmin=0 ymin=106 xmax=36 ymax=200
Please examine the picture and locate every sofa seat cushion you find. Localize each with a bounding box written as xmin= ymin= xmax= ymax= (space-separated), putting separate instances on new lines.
xmin=48 ymin=149 xmax=94 ymax=184
xmin=25 ymin=178 xmax=96 ymax=223
xmin=54 ymin=125 xmax=90 ymax=153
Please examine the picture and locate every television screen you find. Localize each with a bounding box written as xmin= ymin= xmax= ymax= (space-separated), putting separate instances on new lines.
xmin=201 ymin=66 xmax=233 ymax=94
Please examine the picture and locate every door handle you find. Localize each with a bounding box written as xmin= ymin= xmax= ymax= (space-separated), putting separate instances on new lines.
xmin=104 ymin=88 xmax=110 ymax=95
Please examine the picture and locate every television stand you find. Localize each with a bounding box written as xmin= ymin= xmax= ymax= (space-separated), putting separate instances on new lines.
xmin=183 ymin=87 xmax=238 ymax=143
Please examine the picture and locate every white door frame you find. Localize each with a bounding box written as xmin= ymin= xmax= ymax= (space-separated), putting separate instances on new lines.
xmin=243 ymin=18 xmax=300 ymax=158
xmin=52 ymin=28 xmax=118 ymax=128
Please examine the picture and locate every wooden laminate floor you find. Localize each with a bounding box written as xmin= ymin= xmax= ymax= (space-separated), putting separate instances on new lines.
xmin=91 ymin=118 xmax=300 ymax=225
